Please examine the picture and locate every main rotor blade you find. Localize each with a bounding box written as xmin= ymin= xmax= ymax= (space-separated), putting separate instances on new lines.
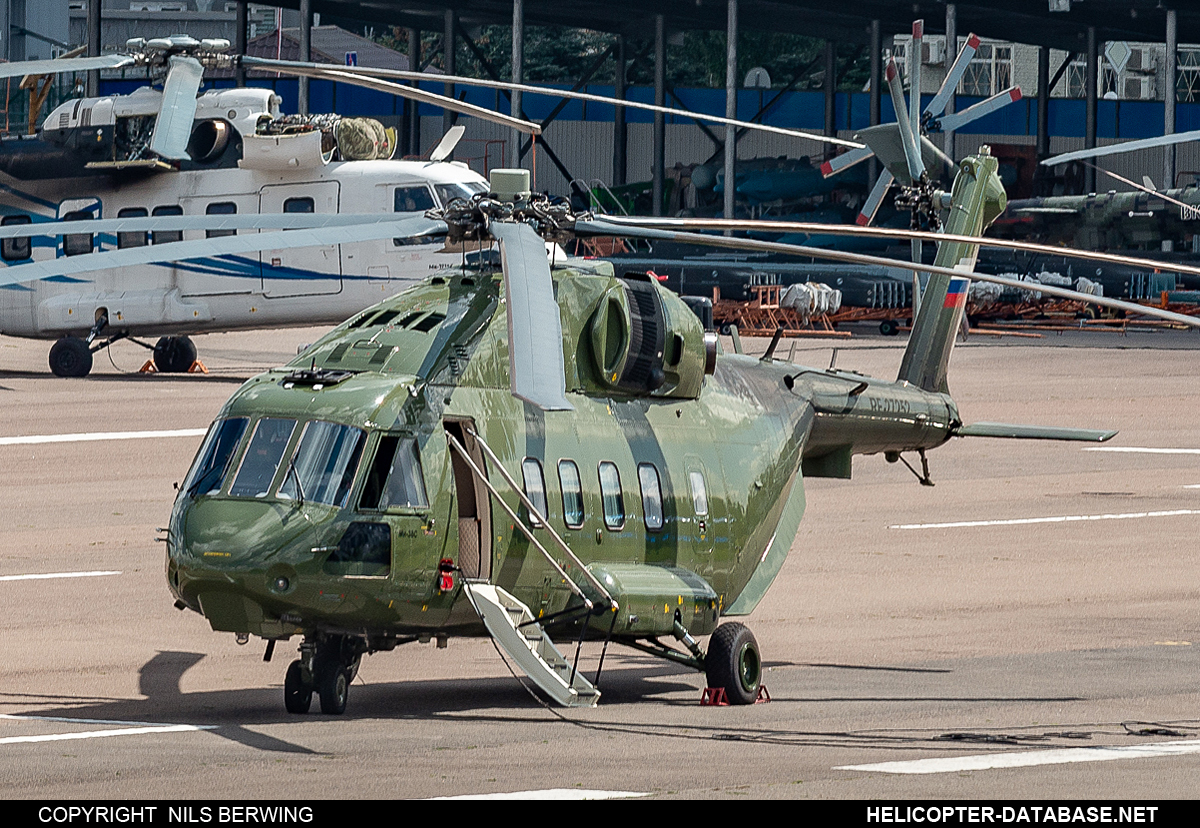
xmin=885 ymin=57 xmax=925 ymax=182
xmin=0 ymin=216 xmax=447 ymax=289
xmin=936 ymin=86 xmax=1022 ymax=134
xmin=244 ymin=59 xmax=542 ymax=135
xmin=578 ymin=220 xmax=1200 ymax=329
xmin=242 ymin=56 xmax=864 ymax=150
xmin=592 ymin=215 xmax=1200 ymax=281
xmin=924 ymin=33 xmax=981 ymax=120
xmin=820 ymin=146 xmax=874 ymax=179
xmin=0 ymin=54 xmax=135 ymax=79
xmin=149 ymin=55 xmax=204 ymax=160
xmin=1042 ymin=128 xmax=1200 ymax=167
xmin=1085 ymin=163 xmax=1195 ymax=213
xmin=0 ymin=213 xmax=410 ymax=241
xmin=857 ymin=170 xmax=894 ymax=225
xmin=489 ymin=222 xmax=573 ymax=411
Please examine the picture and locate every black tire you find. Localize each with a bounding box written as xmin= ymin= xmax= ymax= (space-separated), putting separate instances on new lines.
xmin=315 ymin=662 xmax=349 ymax=715
xmin=283 ymin=660 xmax=312 ymax=714
xmin=48 ymin=337 xmax=93 ymax=378
xmin=153 ymin=336 xmax=197 ymax=373
xmin=879 ymin=319 xmax=899 ymax=336
xmin=705 ymin=622 xmax=762 ymax=705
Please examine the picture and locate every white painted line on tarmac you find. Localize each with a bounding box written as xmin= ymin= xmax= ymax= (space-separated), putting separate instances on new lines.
xmin=0 ymin=715 xmax=215 ymax=746
xmin=1085 ymin=446 xmax=1200 ymax=454
xmin=431 ymin=789 xmax=649 ymax=800
xmin=890 ymin=509 xmax=1200 ymax=530
xmin=836 ymin=739 xmax=1200 ymax=775
xmin=0 ymin=571 xmax=121 ymax=582
xmin=0 ymin=428 xmax=206 ymax=446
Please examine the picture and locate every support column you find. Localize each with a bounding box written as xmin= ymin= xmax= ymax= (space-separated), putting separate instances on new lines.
xmin=723 ymin=1 xmax=738 ymax=222
xmin=1165 ymin=8 xmax=1178 ymax=190
xmin=868 ymin=19 xmax=881 ymax=188
xmin=944 ymin=3 xmax=956 ymax=159
xmin=613 ymin=35 xmax=627 ymax=187
xmin=443 ymin=9 xmax=456 ymax=138
xmin=511 ymin=0 xmax=525 ymax=167
xmin=235 ymin=1 xmax=248 ymax=88
xmin=823 ymin=40 xmax=836 ymax=138
xmin=1085 ymin=26 xmax=1097 ymax=194
xmin=1035 ymin=46 xmax=1050 ymax=196
xmin=652 ymin=15 xmax=666 ymax=217
xmin=298 ymin=0 xmax=312 ymax=115
xmin=407 ymin=28 xmax=421 ymax=156
xmin=86 ymin=0 xmax=102 ymax=97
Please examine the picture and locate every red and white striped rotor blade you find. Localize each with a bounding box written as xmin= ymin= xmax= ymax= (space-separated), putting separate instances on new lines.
xmin=938 ymin=86 xmax=1022 ymax=133
xmin=856 ymin=169 xmax=894 ymax=226
xmin=821 ymin=146 xmax=875 ymax=178
xmin=885 ymin=57 xmax=925 ymax=182
xmin=925 ymin=33 xmax=980 ymax=120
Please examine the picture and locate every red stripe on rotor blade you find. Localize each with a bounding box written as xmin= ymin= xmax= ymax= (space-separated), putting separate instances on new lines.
xmin=855 ymin=213 xmax=871 ymax=226
xmin=1010 ymin=87 xmax=1023 ymax=102
xmin=912 ymin=20 xmax=924 ymax=38
xmin=820 ymin=161 xmax=834 ymax=176
xmin=967 ymin=33 xmax=981 ymax=49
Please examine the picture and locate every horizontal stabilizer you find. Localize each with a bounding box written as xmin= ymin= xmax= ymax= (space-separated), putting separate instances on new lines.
xmin=953 ymin=422 xmax=1117 ymax=442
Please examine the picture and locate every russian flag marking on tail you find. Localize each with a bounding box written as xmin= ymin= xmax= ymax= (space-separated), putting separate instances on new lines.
xmin=943 ymin=277 xmax=969 ymax=309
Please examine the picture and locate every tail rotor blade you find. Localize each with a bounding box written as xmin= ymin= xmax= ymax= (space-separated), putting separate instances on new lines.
xmin=885 ymin=57 xmax=925 ymax=182
xmin=857 ymin=169 xmax=894 ymax=225
xmin=149 ymin=55 xmax=204 ymax=160
xmin=821 ymin=146 xmax=875 ymax=178
xmin=937 ymin=86 xmax=1022 ymax=134
xmin=924 ymin=33 xmax=980 ymax=120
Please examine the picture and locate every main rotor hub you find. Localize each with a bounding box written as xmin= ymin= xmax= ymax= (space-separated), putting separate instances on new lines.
xmin=893 ymin=174 xmax=944 ymax=233
xmin=433 ymin=192 xmax=592 ymax=246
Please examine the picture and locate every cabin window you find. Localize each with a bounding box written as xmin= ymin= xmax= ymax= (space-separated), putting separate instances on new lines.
xmin=393 ymin=186 xmax=436 ymax=214
xmin=152 ymin=205 xmax=183 ymax=244
xmin=638 ymin=463 xmax=664 ymax=531
xmin=228 ymin=418 xmax=297 ymax=498
xmin=278 ymin=421 xmax=366 ymax=508
xmin=116 ymin=207 xmax=148 ymax=248
xmin=182 ymin=417 xmax=249 ymax=497
xmin=598 ymin=461 xmax=625 ymax=530
xmin=61 ymin=210 xmax=94 ymax=256
xmin=359 ymin=435 xmax=429 ymax=510
xmin=1 ymin=215 xmax=32 ymax=261
xmin=324 ymin=522 xmax=391 ymax=577
xmin=688 ymin=470 xmax=709 ymax=516
xmin=521 ymin=458 xmax=547 ymax=527
xmin=558 ymin=460 xmax=584 ymax=528
xmin=283 ymin=197 xmax=314 ymax=214
xmin=206 ymin=202 xmax=237 ymax=238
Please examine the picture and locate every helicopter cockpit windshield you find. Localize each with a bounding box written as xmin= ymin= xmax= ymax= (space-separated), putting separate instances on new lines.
xmin=276 ymin=421 xmax=365 ymax=507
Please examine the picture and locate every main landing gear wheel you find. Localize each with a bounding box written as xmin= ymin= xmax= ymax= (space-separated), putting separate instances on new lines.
xmin=879 ymin=319 xmax=900 ymax=336
xmin=153 ymin=336 xmax=197 ymax=373
xmin=283 ymin=660 xmax=312 ymax=714
xmin=705 ymin=622 xmax=762 ymax=705
xmin=48 ymin=337 xmax=93 ymax=378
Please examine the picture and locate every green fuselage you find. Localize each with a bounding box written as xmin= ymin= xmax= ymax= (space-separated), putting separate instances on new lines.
xmin=166 ymin=259 xmax=959 ymax=646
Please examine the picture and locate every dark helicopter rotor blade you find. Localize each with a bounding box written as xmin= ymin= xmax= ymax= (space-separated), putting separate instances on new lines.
xmin=593 ymin=215 xmax=1200 ymax=281
xmin=489 ymin=222 xmax=573 ymax=412
xmin=149 ymin=55 xmax=205 ymax=160
xmin=240 ymin=57 xmax=542 ymax=135
xmin=241 ymin=57 xmax=863 ymax=150
xmin=578 ymin=219 xmax=1200 ymax=329
xmin=0 ymin=54 xmax=135 ymax=78
xmin=0 ymin=216 xmax=447 ymax=289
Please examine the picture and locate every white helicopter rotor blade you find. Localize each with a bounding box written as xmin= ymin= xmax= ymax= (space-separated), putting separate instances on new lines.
xmin=242 ymin=56 xmax=865 ymax=150
xmin=885 ymin=57 xmax=925 ymax=182
xmin=0 ymin=213 xmax=406 ymax=241
xmin=1042 ymin=128 xmax=1200 ymax=167
xmin=820 ymin=146 xmax=875 ymax=178
xmin=857 ymin=169 xmax=894 ymax=225
xmin=937 ymin=86 xmax=1022 ymax=134
xmin=0 ymin=216 xmax=447 ymax=290
xmin=577 ymin=220 xmax=1200 ymax=330
xmin=149 ymin=55 xmax=204 ymax=160
xmin=489 ymin=222 xmax=573 ymax=411
xmin=924 ymin=33 xmax=981 ymax=119
xmin=429 ymin=125 xmax=466 ymax=162
xmin=0 ymin=54 xmax=135 ymax=79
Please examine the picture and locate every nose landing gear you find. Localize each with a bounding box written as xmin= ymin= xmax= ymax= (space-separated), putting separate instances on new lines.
xmin=283 ymin=635 xmax=363 ymax=715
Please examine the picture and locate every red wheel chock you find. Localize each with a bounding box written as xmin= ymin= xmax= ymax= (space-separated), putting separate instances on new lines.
xmin=700 ymin=684 xmax=770 ymax=705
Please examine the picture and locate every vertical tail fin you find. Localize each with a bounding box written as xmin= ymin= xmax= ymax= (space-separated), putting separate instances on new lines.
xmin=897 ymin=149 xmax=1006 ymax=393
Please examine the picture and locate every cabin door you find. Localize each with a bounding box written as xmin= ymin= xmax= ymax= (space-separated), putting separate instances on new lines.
xmin=443 ymin=419 xmax=492 ymax=582
xmin=259 ymin=181 xmax=343 ymax=297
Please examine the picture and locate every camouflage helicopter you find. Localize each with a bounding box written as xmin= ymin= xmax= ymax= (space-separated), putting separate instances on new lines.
xmin=142 ymin=149 xmax=1200 ymax=715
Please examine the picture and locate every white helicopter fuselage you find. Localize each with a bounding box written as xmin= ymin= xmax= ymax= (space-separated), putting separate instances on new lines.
xmin=0 ymin=87 xmax=488 ymax=344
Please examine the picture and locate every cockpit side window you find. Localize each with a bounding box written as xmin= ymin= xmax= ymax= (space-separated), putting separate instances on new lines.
xmin=359 ymin=435 xmax=429 ymax=510
xmin=183 ymin=418 xmax=249 ymax=497
xmin=228 ymin=418 xmax=297 ymax=498
xmin=393 ymin=186 xmax=436 ymax=214
xmin=434 ymin=181 xmax=488 ymax=207
xmin=279 ymin=421 xmax=366 ymax=508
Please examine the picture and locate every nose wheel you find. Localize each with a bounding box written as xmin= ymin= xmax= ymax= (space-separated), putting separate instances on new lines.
xmin=283 ymin=636 xmax=362 ymax=715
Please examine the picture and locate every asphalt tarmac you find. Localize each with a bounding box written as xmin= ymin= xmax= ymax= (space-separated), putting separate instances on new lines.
xmin=2 ymin=323 xmax=1200 ymax=800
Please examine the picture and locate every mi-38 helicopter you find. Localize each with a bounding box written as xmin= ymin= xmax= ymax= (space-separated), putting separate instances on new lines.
xmin=0 ymin=35 xmax=858 ymax=378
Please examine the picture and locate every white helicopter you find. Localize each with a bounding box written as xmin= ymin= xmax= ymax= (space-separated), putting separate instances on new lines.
xmin=0 ymin=35 xmax=865 ymax=378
